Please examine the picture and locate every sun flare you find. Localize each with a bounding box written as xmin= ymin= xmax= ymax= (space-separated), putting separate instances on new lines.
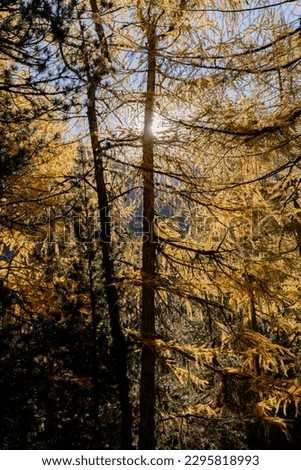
xmin=151 ymin=112 xmax=167 ymax=136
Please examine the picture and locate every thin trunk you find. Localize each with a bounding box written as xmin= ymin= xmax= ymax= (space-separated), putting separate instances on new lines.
xmin=139 ymin=27 xmax=157 ymax=450
xmin=87 ymin=82 xmax=133 ymax=449
xmin=82 ymin=172 xmax=102 ymax=447
xmin=88 ymin=252 xmax=102 ymax=447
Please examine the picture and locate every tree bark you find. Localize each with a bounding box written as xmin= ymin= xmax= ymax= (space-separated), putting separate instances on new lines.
xmin=87 ymin=81 xmax=133 ymax=449
xmin=139 ymin=26 xmax=157 ymax=450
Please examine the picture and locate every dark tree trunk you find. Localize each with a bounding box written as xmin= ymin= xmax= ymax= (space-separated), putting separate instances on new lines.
xmin=139 ymin=26 xmax=157 ymax=450
xmin=87 ymin=81 xmax=133 ymax=449
xmin=84 ymin=0 xmax=133 ymax=448
xmin=88 ymin=249 xmax=102 ymax=447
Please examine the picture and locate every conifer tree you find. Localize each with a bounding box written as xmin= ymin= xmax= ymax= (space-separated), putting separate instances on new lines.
xmin=30 ymin=0 xmax=134 ymax=448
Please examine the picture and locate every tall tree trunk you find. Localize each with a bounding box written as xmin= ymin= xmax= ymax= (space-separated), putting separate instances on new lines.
xmin=139 ymin=26 xmax=157 ymax=450
xmin=88 ymin=250 xmax=102 ymax=447
xmin=82 ymin=173 xmax=102 ymax=447
xmin=87 ymin=81 xmax=133 ymax=449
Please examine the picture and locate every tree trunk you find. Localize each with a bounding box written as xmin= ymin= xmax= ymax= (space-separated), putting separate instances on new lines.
xmin=139 ymin=27 xmax=157 ymax=450
xmin=88 ymin=251 xmax=102 ymax=447
xmin=87 ymin=82 xmax=133 ymax=449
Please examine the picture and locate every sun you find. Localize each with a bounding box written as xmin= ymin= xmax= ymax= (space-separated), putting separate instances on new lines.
xmin=129 ymin=109 xmax=168 ymax=137
xmin=151 ymin=112 xmax=167 ymax=136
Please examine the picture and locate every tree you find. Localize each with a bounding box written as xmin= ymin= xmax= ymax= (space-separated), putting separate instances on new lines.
xmin=31 ymin=0 xmax=134 ymax=448
xmin=138 ymin=1 xmax=157 ymax=449
xmin=111 ymin=0 xmax=301 ymax=448
xmin=0 ymin=64 xmax=74 ymax=322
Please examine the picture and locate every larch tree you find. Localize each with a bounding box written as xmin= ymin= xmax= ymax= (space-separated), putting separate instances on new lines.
xmin=107 ymin=0 xmax=301 ymax=448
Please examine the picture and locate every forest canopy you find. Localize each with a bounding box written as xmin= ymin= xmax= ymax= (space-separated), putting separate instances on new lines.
xmin=1 ymin=0 xmax=301 ymax=450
